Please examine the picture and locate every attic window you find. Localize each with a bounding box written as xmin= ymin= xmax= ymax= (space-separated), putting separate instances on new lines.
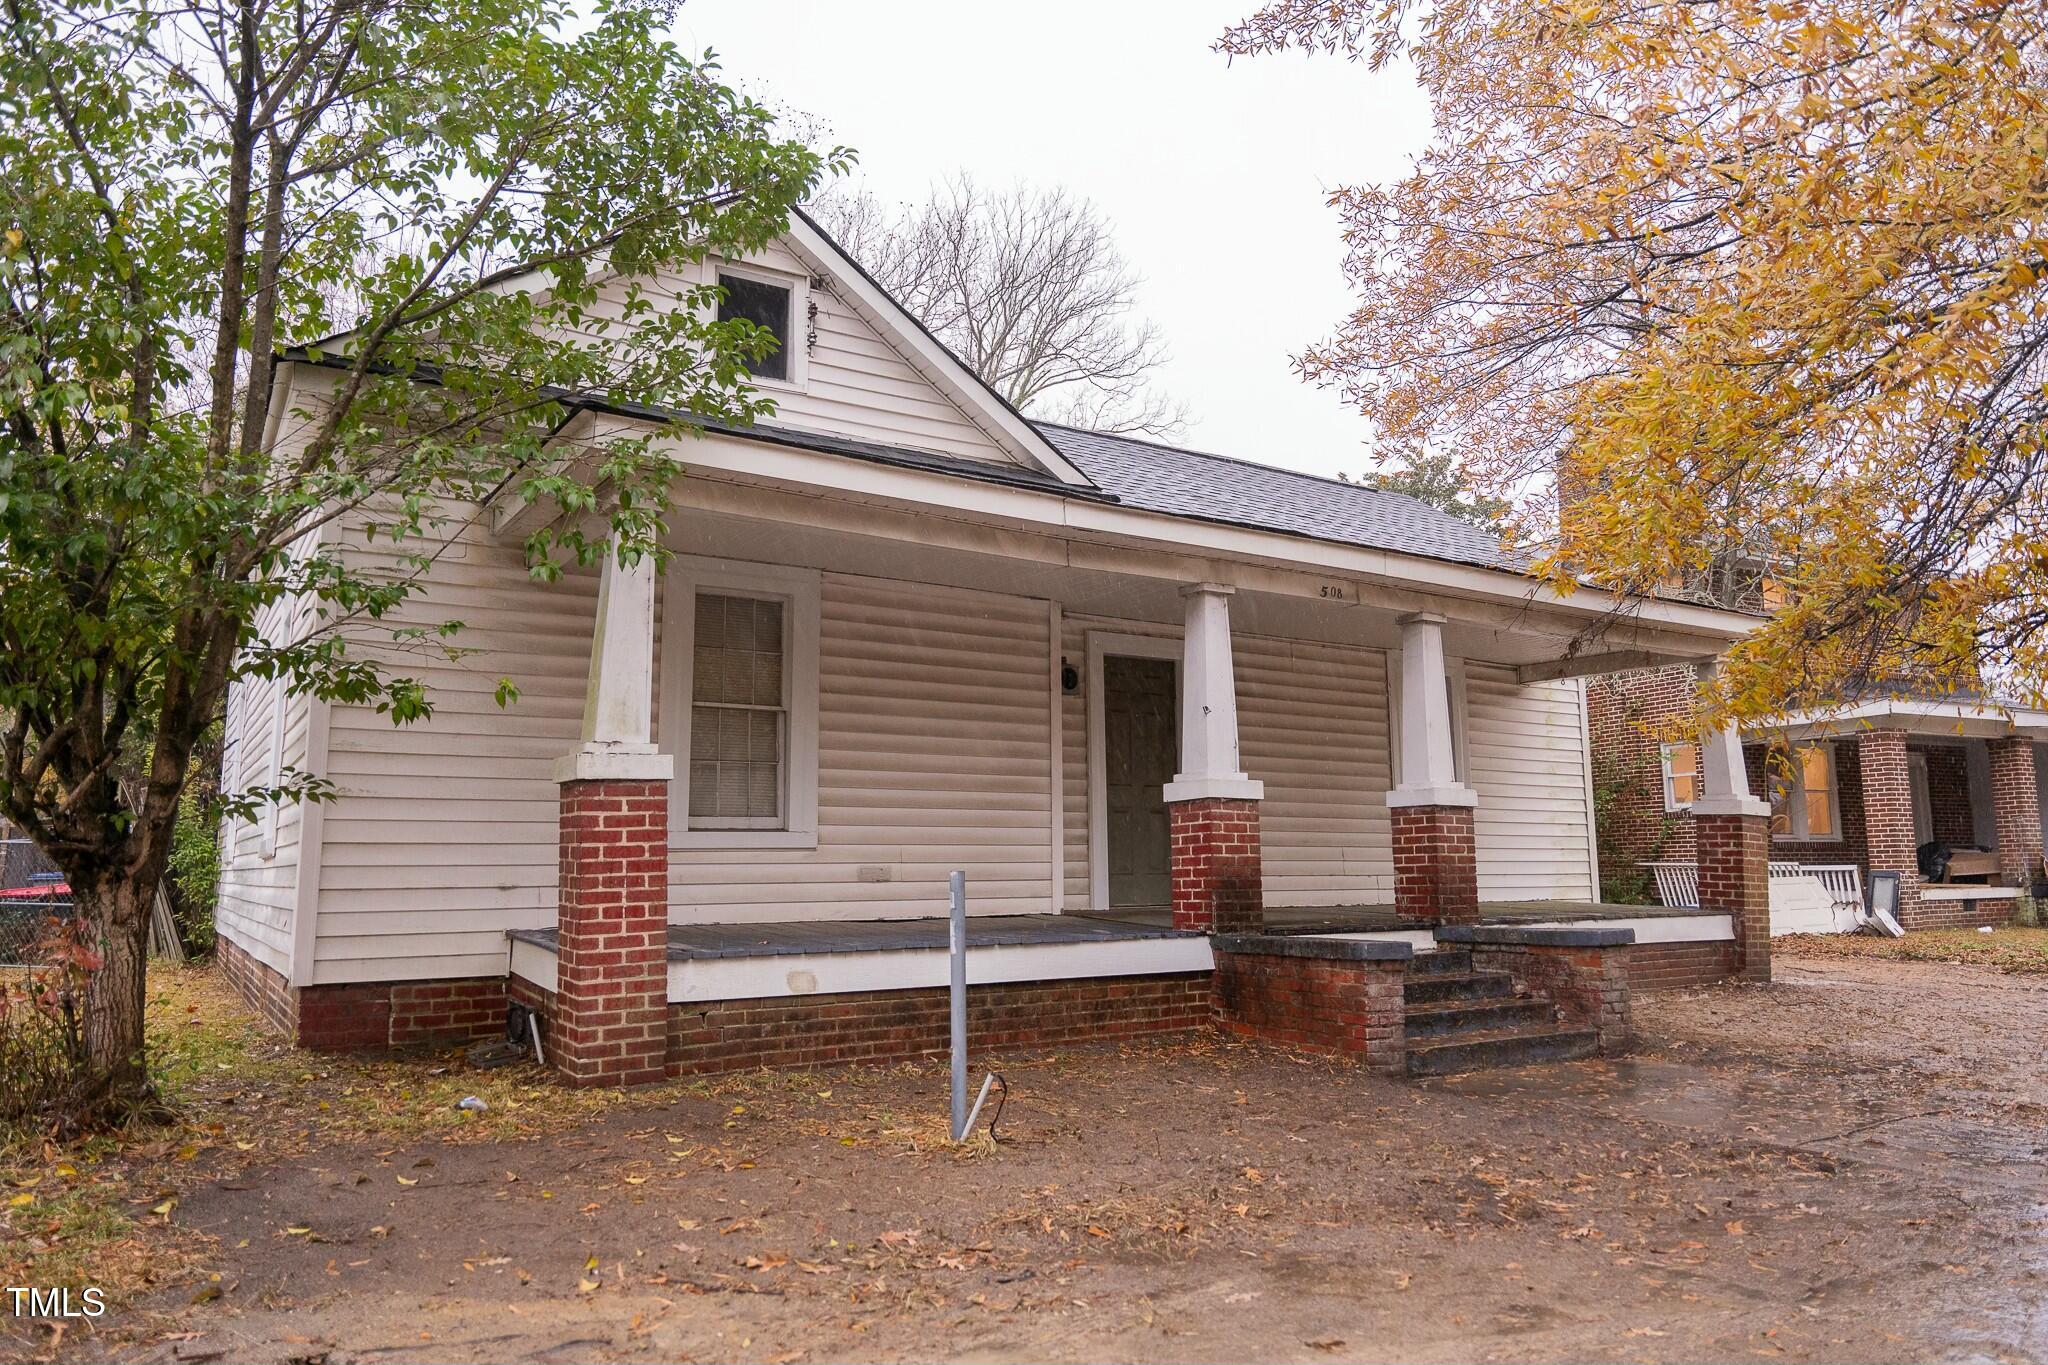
xmin=718 ymin=272 xmax=791 ymax=381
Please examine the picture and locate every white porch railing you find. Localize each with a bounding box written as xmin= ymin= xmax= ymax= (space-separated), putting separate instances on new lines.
xmin=1646 ymin=860 xmax=1699 ymax=910
xmin=1646 ymin=858 xmax=1865 ymax=934
xmin=1771 ymin=861 xmax=1864 ymax=916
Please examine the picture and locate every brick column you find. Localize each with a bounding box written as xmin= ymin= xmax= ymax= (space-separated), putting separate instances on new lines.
xmin=1695 ymin=811 xmax=1771 ymax=981
xmin=552 ymin=777 xmax=670 ymax=1087
xmin=1391 ymin=804 xmax=1478 ymax=923
xmin=1387 ymin=612 xmax=1481 ymax=924
xmin=1162 ymin=583 xmax=1264 ymax=935
xmin=1987 ymin=737 xmax=2043 ymax=891
xmin=1168 ymin=797 xmax=1262 ymax=934
xmin=1856 ymin=729 xmax=1922 ymax=929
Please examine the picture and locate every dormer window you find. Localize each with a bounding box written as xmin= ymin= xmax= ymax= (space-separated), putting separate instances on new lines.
xmin=718 ymin=272 xmax=792 ymax=381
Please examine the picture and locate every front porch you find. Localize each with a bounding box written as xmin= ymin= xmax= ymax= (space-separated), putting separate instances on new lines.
xmin=495 ymin=418 xmax=1761 ymax=1085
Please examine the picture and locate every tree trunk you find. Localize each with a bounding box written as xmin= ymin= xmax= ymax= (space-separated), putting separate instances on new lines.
xmin=65 ymin=869 xmax=157 ymax=1124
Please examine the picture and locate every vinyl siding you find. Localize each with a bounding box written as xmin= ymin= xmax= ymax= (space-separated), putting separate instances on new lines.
xmin=304 ymin=538 xmax=1595 ymax=980
xmin=669 ymin=574 xmax=1055 ymax=921
xmin=313 ymin=505 xmax=593 ymax=984
xmin=1238 ymin=637 xmax=1395 ymax=906
xmin=215 ymin=596 xmax=315 ymax=978
xmin=592 ymin=239 xmax=1024 ymax=468
xmin=1060 ymin=624 xmax=1588 ymax=909
xmin=1468 ymin=666 xmax=1598 ymax=901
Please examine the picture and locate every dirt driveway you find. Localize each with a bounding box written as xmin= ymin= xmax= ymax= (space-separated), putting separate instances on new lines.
xmin=23 ymin=953 xmax=2048 ymax=1364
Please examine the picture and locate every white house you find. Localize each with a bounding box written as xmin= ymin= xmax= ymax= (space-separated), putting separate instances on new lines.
xmin=215 ymin=210 xmax=1765 ymax=1082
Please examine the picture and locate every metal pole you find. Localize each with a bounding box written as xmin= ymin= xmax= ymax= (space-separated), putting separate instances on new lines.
xmin=949 ymin=869 xmax=967 ymax=1140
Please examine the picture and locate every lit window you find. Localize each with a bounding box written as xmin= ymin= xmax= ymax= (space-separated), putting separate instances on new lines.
xmin=718 ymin=273 xmax=791 ymax=382
xmin=688 ymin=593 xmax=786 ymax=826
xmin=1769 ymin=743 xmax=1839 ymax=840
xmin=1661 ymin=742 xmax=1700 ymax=811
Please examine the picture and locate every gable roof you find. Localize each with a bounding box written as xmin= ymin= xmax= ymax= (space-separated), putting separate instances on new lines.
xmin=1038 ymin=423 xmax=1518 ymax=574
xmin=780 ymin=209 xmax=1094 ymax=487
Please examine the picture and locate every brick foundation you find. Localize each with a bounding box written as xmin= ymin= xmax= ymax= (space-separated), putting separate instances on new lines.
xmin=217 ymin=935 xmax=296 ymax=1037
xmin=1696 ymin=812 xmax=1771 ymax=981
xmin=669 ymin=973 xmax=1211 ymax=1075
xmin=1624 ymin=939 xmax=1738 ymax=990
xmin=552 ymin=778 xmax=670 ymax=1087
xmin=1210 ymin=936 xmax=1409 ymax=1071
xmin=216 ymin=933 xmax=507 ymax=1052
xmin=1390 ymin=804 xmax=1478 ymax=923
xmin=1167 ymin=797 xmax=1262 ymax=934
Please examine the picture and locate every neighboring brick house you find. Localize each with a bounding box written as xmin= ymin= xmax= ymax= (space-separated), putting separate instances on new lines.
xmin=1588 ymin=665 xmax=2048 ymax=931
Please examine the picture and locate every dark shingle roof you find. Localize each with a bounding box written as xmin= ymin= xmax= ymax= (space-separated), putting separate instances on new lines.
xmin=1037 ymin=423 xmax=1517 ymax=573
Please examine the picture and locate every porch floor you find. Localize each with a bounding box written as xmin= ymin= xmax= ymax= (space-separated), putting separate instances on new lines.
xmin=1084 ymin=901 xmax=1705 ymax=935
xmin=507 ymin=901 xmax=1697 ymax=965
xmin=508 ymin=913 xmax=1195 ymax=962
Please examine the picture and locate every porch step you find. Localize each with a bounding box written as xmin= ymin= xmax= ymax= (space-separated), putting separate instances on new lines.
xmin=1402 ymin=996 xmax=1556 ymax=1039
xmin=1403 ymin=970 xmax=1515 ymax=1005
xmin=1405 ymin=1026 xmax=1601 ymax=1076
xmin=1405 ymin=948 xmax=1473 ymax=977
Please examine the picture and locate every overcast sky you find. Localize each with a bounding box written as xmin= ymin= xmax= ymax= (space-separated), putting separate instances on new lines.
xmin=669 ymin=0 xmax=1432 ymax=481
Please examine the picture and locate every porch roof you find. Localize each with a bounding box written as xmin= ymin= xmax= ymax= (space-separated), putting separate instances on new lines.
xmin=1748 ymin=696 xmax=2048 ymax=743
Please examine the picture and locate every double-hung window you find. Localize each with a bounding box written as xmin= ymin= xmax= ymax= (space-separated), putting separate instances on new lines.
xmin=688 ymin=593 xmax=787 ymax=827
xmin=661 ymin=559 xmax=820 ymax=849
xmin=1661 ymin=742 xmax=1701 ymax=811
xmin=1769 ymin=743 xmax=1840 ymax=840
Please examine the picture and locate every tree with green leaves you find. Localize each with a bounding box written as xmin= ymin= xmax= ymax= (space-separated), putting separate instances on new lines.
xmin=0 ymin=0 xmax=841 ymax=1127
xmin=1357 ymin=450 xmax=1506 ymax=530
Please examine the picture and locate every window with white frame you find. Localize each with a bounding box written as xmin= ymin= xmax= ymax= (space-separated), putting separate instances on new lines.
xmin=688 ymin=593 xmax=787 ymax=826
xmin=1661 ymin=741 xmax=1701 ymax=811
xmin=660 ymin=559 xmax=820 ymax=848
xmin=1769 ymin=743 xmax=1840 ymax=840
xmin=714 ymin=262 xmax=806 ymax=388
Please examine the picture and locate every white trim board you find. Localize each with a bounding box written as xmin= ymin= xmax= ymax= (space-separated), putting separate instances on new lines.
xmin=509 ymin=937 xmax=558 ymax=995
xmin=1084 ymin=630 xmax=1183 ymax=914
xmin=667 ymin=934 xmax=1215 ymax=1003
xmin=1921 ymin=886 xmax=2020 ymax=902
xmin=1511 ymin=913 xmax=1734 ymax=944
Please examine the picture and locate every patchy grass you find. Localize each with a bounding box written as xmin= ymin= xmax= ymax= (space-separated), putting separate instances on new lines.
xmin=0 ymin=963 xmax=739 ymax=1307
xmin=1777 ymin=925 xmax=2048 ymax=976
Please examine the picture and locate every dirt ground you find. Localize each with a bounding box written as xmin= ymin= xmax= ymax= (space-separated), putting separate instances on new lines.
xmin=12 ymin=951 xmax=2048 ymax=1364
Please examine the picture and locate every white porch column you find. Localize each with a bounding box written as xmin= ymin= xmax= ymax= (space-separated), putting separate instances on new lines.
xmin=546 ymin=535 xmax=673 ymax=1088
xmin=1689 ymin=660 xmax=1772 ymax=981
xmin=554 ymin=537 xmax=672 ymax=784
xmin=1387 ymin=613 xmax=1476 ymax=809
xmin=1690 ymin=663 xmax=1768 ymax=818
xmin=1162 ymin=583 xmax=1263 ymax=802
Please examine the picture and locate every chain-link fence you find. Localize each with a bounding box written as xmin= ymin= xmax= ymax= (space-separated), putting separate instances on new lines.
xmin=0 ymin=838 xmax=71 ymax=966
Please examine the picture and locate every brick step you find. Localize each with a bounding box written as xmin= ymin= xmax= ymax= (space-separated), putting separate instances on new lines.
xmin=1405 ymin=1026 xmax=1600 ymax=1076
xmin=1402 ymin=970 xmax=1515 ymax=1005
xmin=1402 ymin=996 xmax=1555 ymax=1039
xmin=1405 ymin=948 xmax=1473 ymax=977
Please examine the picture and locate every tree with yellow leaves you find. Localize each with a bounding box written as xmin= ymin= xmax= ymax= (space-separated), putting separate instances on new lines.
xmin=1221 ymin=0 xmax=2048 ymax=721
